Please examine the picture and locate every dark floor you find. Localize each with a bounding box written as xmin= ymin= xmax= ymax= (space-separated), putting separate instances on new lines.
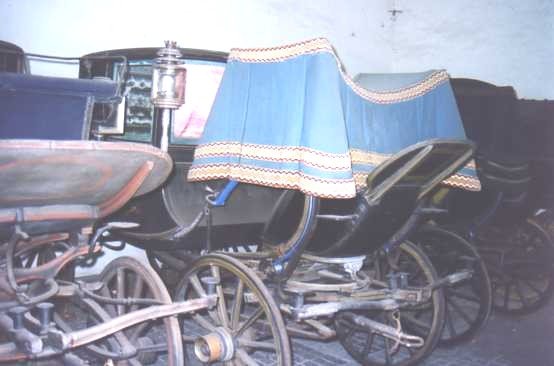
xmin=288 ymin=299 xmax=554 ymax=366
xmin=171 ymin=297 xmax=554 ymax=366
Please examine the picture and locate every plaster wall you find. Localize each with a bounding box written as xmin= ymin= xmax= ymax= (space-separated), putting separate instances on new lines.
xmin=390 ymin=0 xmax=553 ymax=99
xmin=1 ymin=0 xmax=551 ymax=98
xmin=0 ymin=0 xmax=392 ymax=82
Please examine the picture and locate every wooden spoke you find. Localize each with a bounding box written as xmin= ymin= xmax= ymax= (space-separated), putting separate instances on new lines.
xmin=176 ymin=255 xmax=291 ymax=365
xmin=236 ymin=307 xmax=263 ymax=337
xmin=189 ymin=274 xmax=208 ymax=297
xmin=401 ymin=314 xmax=431 ymax=332
xmin=445 ymin=308 xmax=458 ymax=338
xmin=446 ymin=288 xmax=481 ymax=304
xmin=211 ymin=265 xmax=230 ymax=328
xmin=361 ymin=331 xmax=373 ymax=357
xmin=231 ymin=278 xmax=245 ymax=330
xmin=238 ymin=339 xmax=277 ymax=351
xmin=100 ymin=285 xmax=117 ymax=318
xmin=384 ymin=337 xmax=393 ymax=365
xmin=129 ymin=275 xmax=144 ymax=313
xmin=446 ymin=296 xmax=474 ymax=325
xmin=116 ymin=268 xmax=125 ymax=316
xmin=129 ymin=320 xmax=153 ymax=342
xmin=236 ymin=349 xmax=259 ymax=366
xmin=193 ymin=314 xmax=217 ymax=332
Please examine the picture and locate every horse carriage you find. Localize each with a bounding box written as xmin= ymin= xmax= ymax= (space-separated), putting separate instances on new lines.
xmin=355 ymin=73 xmax=554 ymax=339
xmin=429 ymin=79 xmax=554 ymax=316
xmin=0 ymin=38 xmax=550 ymax=365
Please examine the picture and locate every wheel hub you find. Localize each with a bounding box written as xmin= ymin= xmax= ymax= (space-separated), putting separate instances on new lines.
xmin=194 ymin=327 xmax=235 ymax=362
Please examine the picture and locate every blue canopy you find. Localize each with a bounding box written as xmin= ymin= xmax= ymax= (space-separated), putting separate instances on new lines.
xmin=189 ymin=38 xmax=480 ymax=198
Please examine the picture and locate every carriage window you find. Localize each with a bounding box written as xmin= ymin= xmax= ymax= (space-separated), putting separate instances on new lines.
xmin=113 ymin=60 xmax=224 ymax=144
xmin=113 ymin=60 xmax=155 ymax=142
xmin=170 ymin=61 xmax=225 ymax=145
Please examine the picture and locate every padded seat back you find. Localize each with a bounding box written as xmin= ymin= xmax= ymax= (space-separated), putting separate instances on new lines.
xmin=0 ymin=72 xmax=120 ymax=140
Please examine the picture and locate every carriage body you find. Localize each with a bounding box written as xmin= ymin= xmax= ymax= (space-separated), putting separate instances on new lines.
xmin=77 ymin=47 xmax=294 ymax=251
xmin=0 ymin=38 xmax=497 ymax=366
xmin=77 ymin=42 xmax=480 ymax=258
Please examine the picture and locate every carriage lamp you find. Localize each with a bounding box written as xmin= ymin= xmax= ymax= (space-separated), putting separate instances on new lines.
xmin=151 ymin=41 xmax=187 ymax=151
xmin=151 ymin=40 xmax=187 ymax=108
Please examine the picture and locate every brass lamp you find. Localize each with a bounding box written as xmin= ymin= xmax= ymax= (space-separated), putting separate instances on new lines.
xmin=151 ymin=40 xmax=186 ymax=108
xmin=151 ymin=41 xmax=187 ymax=150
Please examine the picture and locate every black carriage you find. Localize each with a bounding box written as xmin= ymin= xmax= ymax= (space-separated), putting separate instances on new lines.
xmin=429 ymin=78 xmax=554 ymax=316
xmin=3 ymin=37 xmax=545 ymax=366
xmin=74 ymin=39 xmax=488 ymax=365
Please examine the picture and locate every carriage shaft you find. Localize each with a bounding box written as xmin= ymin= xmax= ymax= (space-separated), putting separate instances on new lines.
xmin=46 ymin=296 xmax=216 ymax=351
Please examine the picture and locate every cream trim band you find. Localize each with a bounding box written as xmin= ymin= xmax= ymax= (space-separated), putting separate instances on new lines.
xmin=228 ymin=38 xmax=450 ymax=104
xmin=188 ymin=163 xmax=357 ymax=199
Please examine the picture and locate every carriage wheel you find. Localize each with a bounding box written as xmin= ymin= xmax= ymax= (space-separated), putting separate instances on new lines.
xmin=335 ymin=241 xmax=445 ymax=366
xmin=10 ymin=239 xmax=75 ymax=281
xmin=480 ymin=219 xmax=554 ymax=315
xmin=413 ymin=225 xmax=492 ymax=346
xmin=175 ymin=253 xmax=292 ymax=366
xmin=55 ymin=256 xmax=183 ymax=365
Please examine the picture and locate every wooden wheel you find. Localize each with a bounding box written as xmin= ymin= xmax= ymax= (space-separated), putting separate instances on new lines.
xmin=175 ymin=253 xmax=292 ymax=366
xmin=413 ymin=225 xmax=492 ymax=346
xmin=479 ymin=219 xmax=554 ymax=315
xmin=54 ymin=256 xmax=183 ymax=365
xmin=335 ymin=241 xmax=445 ymax=366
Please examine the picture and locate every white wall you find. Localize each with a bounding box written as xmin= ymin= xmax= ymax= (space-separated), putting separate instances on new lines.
xmin=1 ymin=0 xmax=551 ymax=98
xmin=391 ymin=0 xmax=554 ymax=99
xmin=0 ymin=0 xmax=392 ymax=80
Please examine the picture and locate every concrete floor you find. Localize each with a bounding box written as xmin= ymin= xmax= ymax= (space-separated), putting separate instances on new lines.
xmin=289 ymin=299 xmax=554 ymax=366
xmin=172 ymin=296 xmax=553 ymax=366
